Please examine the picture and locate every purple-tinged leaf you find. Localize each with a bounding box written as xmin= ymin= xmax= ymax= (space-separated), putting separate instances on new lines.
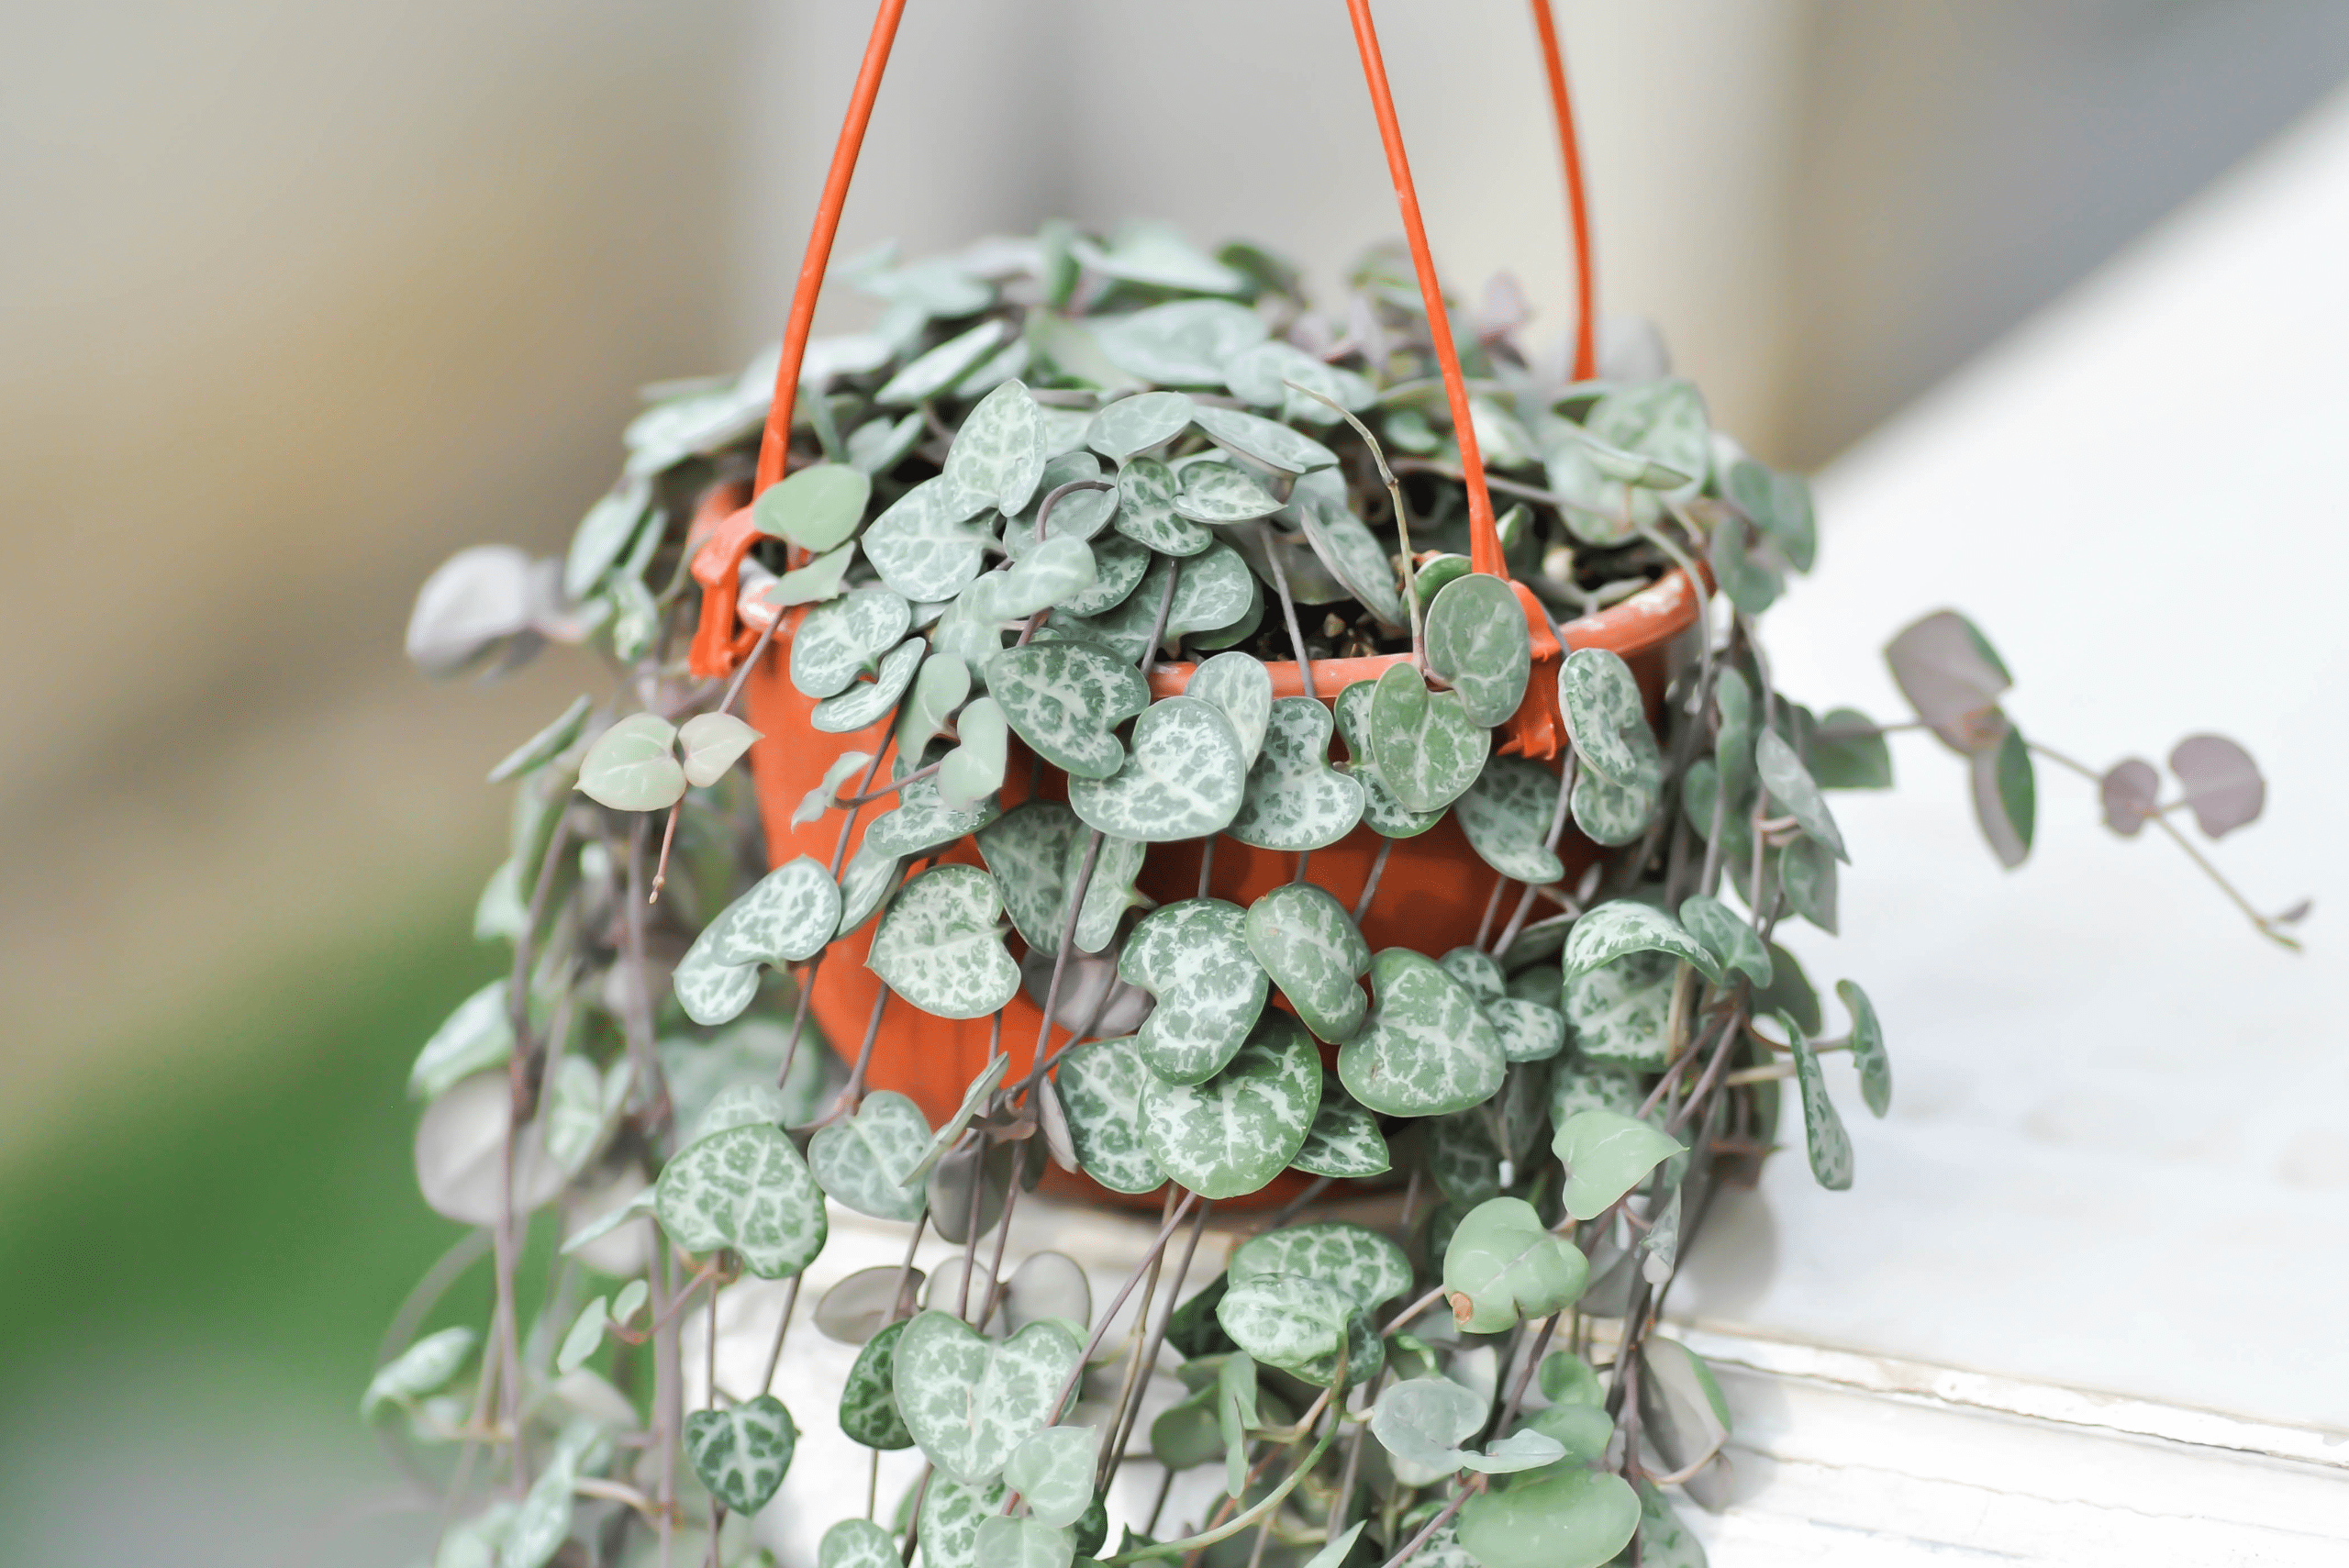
xmin=2168 ymin=734 xmax=2265 ymax=839
xmin=1970 ymin=725 xmax=2034 ymax=869
xmin=1884 ymin=610 xmax=2011 ymax=752
xmin=2099 ymin=758 xmax=2160 ymax=837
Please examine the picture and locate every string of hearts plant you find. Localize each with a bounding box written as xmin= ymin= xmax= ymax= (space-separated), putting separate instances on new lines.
xmin=383 ymin=11 xmax=2303 ymax=1568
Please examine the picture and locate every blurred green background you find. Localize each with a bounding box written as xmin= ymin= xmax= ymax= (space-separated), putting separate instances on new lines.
xmin=6 ymin=3 xmax=2349 ymax=1563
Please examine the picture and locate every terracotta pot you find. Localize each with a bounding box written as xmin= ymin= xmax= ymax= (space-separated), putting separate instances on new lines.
xmin=739 ymin=569 xmax=1703 ymax=1207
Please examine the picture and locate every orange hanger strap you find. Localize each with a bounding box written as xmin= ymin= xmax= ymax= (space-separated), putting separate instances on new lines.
xmin=1527 ymin=0 xmax=1597 ymax=382
xmin=753 ymin=0 xmax=911 ymax=496
xmin=685 ymin=481 xmax=756 ymax=679
xmin=1341 ymin=0 xmax=1505 ymax=580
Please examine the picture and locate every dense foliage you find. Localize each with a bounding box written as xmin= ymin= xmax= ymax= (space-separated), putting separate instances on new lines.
xmin=393 ymin=221 xmax=2298 ymax=1568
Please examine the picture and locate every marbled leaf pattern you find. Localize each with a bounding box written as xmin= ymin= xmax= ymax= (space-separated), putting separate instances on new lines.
xmin=1053 ymin=1035 xmax=1165 ymax=1195
xmin=1244 ymin=883 xmax=1370 ymax=1044
xmin=1141 ymin=1010 xmax=1321 ymax=1199
xmin=894 ymin=1311 xmax=1084 ymax=1485
xmin=989 ymin=643 xmax=1149 ymax=780
xmin=655 ymin=1122 xmax=828 ymax=1279
xmin=868 ymin=865 xmax=1020 ymax=1019
xmin=1068 ymin=697 xmax=1246 ymax=842
xmin=685 ymin=1395 xmax=796 ymax=1514
xmin=1119 ymin=899 xmax=1269 ymax=1084
xmin=1338 ymin=950 xmax=1507 ymax=1117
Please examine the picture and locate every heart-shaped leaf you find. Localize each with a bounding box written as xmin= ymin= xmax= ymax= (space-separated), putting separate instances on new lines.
xmin=1092 ymin=299 xmax=1268 ymax=386
xmin=1558 ymin=649 xmax=1662 ymax=790
xmin=817 ymin=1265 xmax=922 ymax=1347
xmin=1709 ymin=513 xmax=1782 ymax=616
xmin=814 ymin=637 xmax=925 ymax=734
xmin=808 ymin=1091 xmax=932 ymax=1220
xmin=1838 ymin=978 xmax=1889 ymax=1117
xmin=1779 ymin=834 xmax=1838 ymax=932
xmin=877 ymin=318 xmax=1011 ymax=407
xmin=1185 ymin=651 xmax=1273 ymax=767
xmin=836 ymin=844 xmax=906 ymax=937
xmin=1334 ymin=680 xmax=1445 ymax=839
xmin=1371 ymin=1377 xmax=1486 ymax=1472
xmin=1243 ymin=883 xmax=1371 ymax=1043
xmin=1442 ymin=1195 xmax=1589 ymax=1332
xmin=974 ymin=1516 xmax=1073 ymax=1568
xmin=2169 ymin=732 xmax=2265 ymax=838
xmin=942 ymin=381 xmax=1050 ymax=515
xmin=1230 ymin=1221 xmax=1411 ymax=1314
xmin=1485 ymin=995 xmax=1567 ymax=1063
xmin=1756 ymin=728 xmax=1848 ymax=862
xmin=1676 ymin=895 xmax=1771 ymax=986
xmin=685 ymin=1395 xmax=796 ymax=1515
xmin=1292 ymin=1073 xmax=1391 ymax=1177
xmin=1002 ymin=1425 xmax=1097 ymax=1529
xmin=864 ymin=478 xmax=998 ymax=602
xmin=863 ymin=773 xmax=1002 ymax=859
xmin=1190 ymin=403 xmax=1338 ymax=475
xmin=839 ymin=1318 xmax=916 ymax=1450
xmin=769 ymin=539 xmax=859 ymax=609
xmin=1810 ymin=703 xmax=1891 ymax=791
xmin=754 ymin=462 xmax=870 ymax=552
xmin=869 ymin=864 xmax=1020 ymax=1019
xmin=361 ymin=1326 xmax=477 ymax=1416
xmin=1141 ymin=1010 xmax=1321 ymax=1200
xmin=578 ymin=712 xmax=685 ymax=811
xmin=1215 ymin=1272 xmax=1379 ymax=1388
xmin=1052 ymin=1035 xmax=1165 ymax=1194
xmin=1429 ymin=1110 xmax=1502 ymax=1207
xmin=1972 ymin=722 xmax=2036 ymax=868
xmin=1454 ymin=756 xmax=1567 ymax=883
xmin=1286 ymin=473 xmax=1407 ymax=629
xmin=1549 ymin=1063 xmax=1642 ymax=1125
xmin=920 ymin=1474 xmax=1011 ymax=1568
xmin=1553 ymin=1111 xmax=1685 ymax=1220
xmin=1440 ymin=946 xmax=1506 ymax=1002
xmin=894 ymin=1309 xmax=1085 ymax=1485
xmin=408 ymin=980 xmax=513 ymax=1101
xmin=793 ymin=588 xmax=914 ymax=700
xmin=1226 ymin=339 xmax=1375 ymax=424
xmin=1783 ymin=1014 xmax=1853 ymax=1190
xmin=1585 ymin=377 xmax=1709 ymax=486
xmin=1425 ymin=573 xmax=1531 ymax=727
xmin=977 ymin=802 xmax=1082 ymax=952
xmin=938 ymin=696 xmax=1008 ymax=813
xmin=1368 ymin=663 xmax=1490 ymax=814
xmin=1086 ymin=391 xmax=1196 ymax=462
xmin=1172 ymin=462 xmax=1283 ymax=524
xmin=1563 ymin=902 xmax=1720 ymax=984
xmin=1563 ymin=949 xmax=1675 ymax=1070
xmin=822 ymin=1519 xmax=907 ymax=1568
xmin=1227 ymin=697 xmax=1364 ymax=851
xmin=1338 ymin=950 xmax=1507 ymax=1117
xmin=655 ymin=1121 xmax=828 ymax=1278
xmin=1056 ymin=531 xmax=1151 ymax=617
xmin=1064 ymin=829 xmax=1145 ymax=953
xmin=989 ymin=643 xmax=1150 ymax=780
xmin=1570 ymin=765 xmax=1657 ymax=847
xmin=1113 ymin=456 xmax=1212 ymax=555
xmin=1157 ymin=542 xmax=1261 ymax=648
xmin=1068 ymin=695 xmax=1246 ymax=842
xmin=896 ymin=652 xmax=972 ymax=758
xmin=974 ymin=537 xmax=1097 ymax=620
xmin=705 ymin=856 xmax=844 ymax=968
xmin=1456 ymin=1467 xmax=1640 ymax=1568
xmin=1884 ymin=608 xmax=2011 ymax=749
xmin=670 ymin=941 xmax=760 ymax=1028
xmin=1119 ymin=899 xmax=1268 ymax=1084
xmin=1006 ymin=450 xmax=1118 ymax=545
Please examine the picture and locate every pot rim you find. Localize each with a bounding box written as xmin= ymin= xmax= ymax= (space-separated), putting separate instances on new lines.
xmin=1142 ymin=564 xmax=1703 ymax=699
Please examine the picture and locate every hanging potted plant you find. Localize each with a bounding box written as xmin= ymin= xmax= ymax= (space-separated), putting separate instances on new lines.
xmin=385 ymin=4 xmax=2303 ymax=1566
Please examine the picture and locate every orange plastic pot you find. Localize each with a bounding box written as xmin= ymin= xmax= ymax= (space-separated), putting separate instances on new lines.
xmin=740 ymin=569 xmax=1703 ymax=1206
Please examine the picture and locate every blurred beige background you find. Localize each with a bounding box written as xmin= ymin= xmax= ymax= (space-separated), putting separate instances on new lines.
xmin=4 ymin=4 xmax=2348 ymax=1562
